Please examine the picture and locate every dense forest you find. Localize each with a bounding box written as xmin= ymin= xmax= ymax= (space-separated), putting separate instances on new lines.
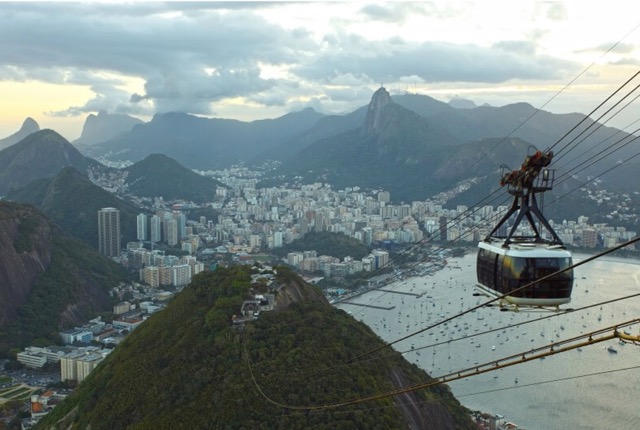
xmin=274 ymin=231 xmax=371 ymax=260
xmin=0 ymin=202 xmax=130 ymax=355
xmin=37 ymin=265 xmax=475 ymax=429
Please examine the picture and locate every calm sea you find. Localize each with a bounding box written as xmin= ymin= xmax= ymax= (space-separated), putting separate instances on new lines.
xmin=336 ymin=253 xmax=640 ymax=430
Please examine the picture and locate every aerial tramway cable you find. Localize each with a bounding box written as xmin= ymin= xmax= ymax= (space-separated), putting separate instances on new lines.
xmin=548 ymin=70 xmax=640 ymax=155
xmin=245 ymin=289 xmax=640 ymax=382
xmin=343 ymin=69 xmax=640 ymax=307
xmin=345 ymin=235 xmax=640 ymax=363
xmin=243 ymin=318 xmax=640 ymax=411
xmin=438 ymin=21 xmax=640 ymax=193
xmin=252 ymin=364 xmax=640 ymax=418
xmin=243 ymin=34 xmax=640 ymax=415
xmin=556 ymin=113 xmax=640 ymax=180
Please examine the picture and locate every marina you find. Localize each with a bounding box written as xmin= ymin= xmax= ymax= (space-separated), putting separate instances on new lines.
xmin=375 ymin=289 xmax=425 ymax=297
xmin=336 ymin=252 xmax=640 ymax=430
xmin=340 ymin=302 xmax=395 ymax=311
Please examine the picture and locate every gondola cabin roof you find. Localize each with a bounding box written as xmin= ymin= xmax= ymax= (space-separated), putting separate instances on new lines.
xmin=478 ymin=240 xmax=571 ymax=259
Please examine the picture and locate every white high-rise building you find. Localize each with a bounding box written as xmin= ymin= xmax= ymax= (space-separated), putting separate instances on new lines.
xmin=172 ymin=264 xmax=191 ymax=286
xmin=150 ymin=215 xmax=162 ymax=243
xmin=166 ymin=219 xmax=178 ymax=246
xmin=175 ymin=212 xmax=187 ymax=239
xmin=273 ymin=231 xmax=283 ymax=248
xmin=136 ymin=213 xmax=148 ymax=241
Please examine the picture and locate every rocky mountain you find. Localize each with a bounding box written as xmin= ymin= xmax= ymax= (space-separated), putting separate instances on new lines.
xmin=262 ymin=87 xmax=462 ymax=201
xmin=73 ymin=88 xmax=636 ymax=208
xmin=0 ymin=117 xmax=40 ymax=150
xmin=123 ymin=153 xmax=226 ymax=203
xmin=251 ymin=107 xmax=369 ymax=164
xmin=448 ymin=97 xmax=478 ymax=109
xmin=73 ymin=111 xmax=144 ymax=149
xmin=6 ymin=167 xmax=140 ymax=249
xmin=37 ymin=265 xmax=475 ymax=429
xmin=0 ymin=129 xmax=100 ymax=196
xmin=0 ymin=201 xmax=129 ymax=353
xmin=261 ymin=88 xmax=635 ymax=205
xmin=82 ymin=107 xmax=326 ymax=169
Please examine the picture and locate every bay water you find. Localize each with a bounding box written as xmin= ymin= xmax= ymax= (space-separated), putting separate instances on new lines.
xmin=336 ymin=253 xmax=640 ymax=429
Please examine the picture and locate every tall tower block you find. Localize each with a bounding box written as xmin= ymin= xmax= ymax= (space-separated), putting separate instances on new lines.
xmin=98 ymin=207 xmax=121 ymax=257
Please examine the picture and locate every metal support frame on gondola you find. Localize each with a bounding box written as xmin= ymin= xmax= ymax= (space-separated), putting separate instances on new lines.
xmin=485 ymin=148 xmax=563 ymax=247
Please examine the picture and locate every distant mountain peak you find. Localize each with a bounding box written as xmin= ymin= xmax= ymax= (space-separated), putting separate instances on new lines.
xmin=0 ymin=129 xmax=97 ymax=196
xmin=19 ymin=117 xmax=40 ymax=133
xmin=448 ymin=97 xmax=477 ymax=109
xmin=74 ymin=111 xmax=144 ymax=147
xmin=0 ymin=117 xmax=40 ymax=150
xmin=360 ymin=86 xmax=394 ymax=139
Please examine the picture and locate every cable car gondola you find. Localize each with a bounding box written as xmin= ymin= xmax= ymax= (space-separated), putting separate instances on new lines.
xmin=476 ymin=149 xmax=574 ymax=309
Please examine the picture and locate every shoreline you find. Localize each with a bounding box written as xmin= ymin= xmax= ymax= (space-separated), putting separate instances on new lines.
xmin=572 ymin=252 xmax=640 ymax=265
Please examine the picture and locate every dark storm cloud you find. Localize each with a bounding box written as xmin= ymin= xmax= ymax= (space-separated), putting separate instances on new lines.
xmin=0 ymin=2 xmax=581 ymax=117
xmin=294 ymin=37 xmax=576 ymax=84
xmin=0 ymin=2 xmax=314 ymax=115
xmin=131 ymin=66 xmax=280 ymax=114
xmin=0 ymin=5 xmax=308 ymax=75
xmin=49 ymin=83 xmax=151 ymax=118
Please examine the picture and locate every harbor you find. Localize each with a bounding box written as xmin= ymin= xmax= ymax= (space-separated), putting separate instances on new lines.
xmin=336 ymin=253 xmax=640 ymax=430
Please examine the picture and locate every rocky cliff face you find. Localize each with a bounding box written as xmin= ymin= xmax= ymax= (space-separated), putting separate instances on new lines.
xmin=0 ymin=203 xmax=53 ymax=327
xmin=360 ymin=86 xmax=394 ymax=139
xmin=74 ymin=110 xmax=143 ymax=148
xmin=0 ymin=202 xmax=127 ymax=350
xmin=272 ymin=268 xmax=329 ymax=311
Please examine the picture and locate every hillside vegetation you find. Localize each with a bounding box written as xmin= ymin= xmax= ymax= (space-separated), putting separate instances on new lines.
xmin=0 ymin=202 xmax=130 ymax=354
xmin=0 ymin=129 xmax=97 ymax=196
xmin=274 ymin=231 xmax=371 ymax=260
xmin=124 ymin=153 xmax=226 ymax=203
xmin=37 ymin=265 xmax=474 ymax=429
xmin=7 ymin=167 xmax=139 ymax=248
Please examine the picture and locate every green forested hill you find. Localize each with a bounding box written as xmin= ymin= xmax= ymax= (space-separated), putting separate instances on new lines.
xmin=7 ymin=166 xmax=140 ymax=248
xmin=0 ymin=202 xmax=130 ymax=353
xmin=275 ymin=231 xmax=370 ymax=260
xmin=124 ymin=153 xmax=226 ymax=203
xmin=37 ymin=265 xmax=474 ymax=429
xmin=0 ymin=129 xmax=98 ymax=196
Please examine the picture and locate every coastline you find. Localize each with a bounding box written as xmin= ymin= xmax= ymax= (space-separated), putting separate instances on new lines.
xmin=573 ymin=252 xmax=640 ymax=265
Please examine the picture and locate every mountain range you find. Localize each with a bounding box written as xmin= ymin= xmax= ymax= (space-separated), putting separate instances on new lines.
xmin=263 ymin=88 xmax=635 ymax=203
xmin=81 ymin=108 xmax=325 ymax=169
xmin=0 ymin=129 xmax=100 ymax=196
xmin=7 ymin=166 xmax=140 ymax=248
xmin=73 ymin=110 xmax=144 ymax=150
xmin=1 ymin=87 xmax=637 ymax=224
xmin=61 ymin=88 xmax=637 ymax=206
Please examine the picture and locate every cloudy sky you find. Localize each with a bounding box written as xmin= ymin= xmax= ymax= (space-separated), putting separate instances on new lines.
xmin=1 ymin=1 xmax=639 ymax=140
